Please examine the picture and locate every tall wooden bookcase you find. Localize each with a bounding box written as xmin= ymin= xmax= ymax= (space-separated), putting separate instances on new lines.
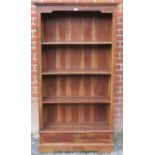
xmin=35 ymin=2 xmax=117 ymax=153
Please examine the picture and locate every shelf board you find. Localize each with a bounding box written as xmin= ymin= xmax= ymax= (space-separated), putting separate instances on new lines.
xmin=40 ymin=122 xmax=111 ymax=133
xmin=43 ymin=96 xmax=110 ymax=104
xmin=41 ymin=41 xmax=112 ymax=45
xmin=40 ymin=125 xmax=112 ymax=134
xmin=42 ymin=69 xmax=111 ymax=75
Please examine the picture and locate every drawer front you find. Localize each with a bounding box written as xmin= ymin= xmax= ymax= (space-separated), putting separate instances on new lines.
xmin=75 ymin=133 xmax=112 ymax=143
xmin=40 ymin=133 xmax=74 ymax=143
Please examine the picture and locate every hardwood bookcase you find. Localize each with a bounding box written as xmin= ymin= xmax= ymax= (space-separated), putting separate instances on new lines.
xmin=35 ymin=2 xmax=117 ymax=153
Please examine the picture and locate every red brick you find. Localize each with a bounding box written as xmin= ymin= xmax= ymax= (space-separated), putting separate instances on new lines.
xmin=31 ymin=24 xmax=37 ymax=29
xmin=31 ymin=87 xmax=38 ymax=92
xmin=31 ymin=82 xmax=38 ymax=87
xmin=31 ymin=37 xmax=37 ymax=42
xmin=116 ymin=47 xmax=123 ymax=52
xmin=32 ymin=48 xmax=38 ymax=53
xmin=115 ymin=75 xmax=121 ymax=81
xmin=31 ymin=20 xmax=37 ymax=26
xmin=116 ymin=41 xmax=123 ymax=47
xmin=116 ymin=24 xmax=123 ymax=29
xmin=31 ymin=42 xmax=37 ymax=47
xmin=116 ymin=12 xmax=123 ymax=16
xmin=115 ymin=58 xmax=123 ymax=63
xmin=117 ymin=4 xmax=123 ymax=12
xmin=116 ymin=52 xmax=123 ymax=59
xmin=116 ymin=36 xmax=123 ymax=40
xmin=115 ymin=70 xmax=123 ymax=76
xmin=115 ymin=103 xmax=123 ymax=108
xmin=114 ymin=81 xmax=123 ymax=86
xmin=116 ymin=30 xmax=123 ymax=36
xmin=114 ymin=0 xmax=123 ymax=3
xmin=114 ymin=87 xmax=120 ymax=92
xmin=115 ymin=64 xmax=123 ymax=71
xmin=115 ymin=93 xmax=123 ymax=98
xmin=32 ymin=75 xmax=37 ymax=82
xmin=32 ymin=53 xmax=38 ymax=59
xmin=114 ymin=114 xmax=122 ymax=119
xmin=31 ymin=31 xmax=37 ymax=38
xmin=31 ymin=59 xmax=38 ymax=64
xmin=31 ymin=12 xmax=37 ymax=18
xmin=31 ymin=93 xmax=38 ymax=97
xmin=114 ymin=98 xmax=120 ymax=103
xmin=31 ymin=5 xmax=36 ymax=11
xmin=32 ymin=69 xmax=38 ymax=74
xmin=116 ymin=17 xmax=123 ymax=24
xmin=79 ymin=0 xmax=95 ymax=2
xmin=32 ymin=65 xmax=38 ymax=71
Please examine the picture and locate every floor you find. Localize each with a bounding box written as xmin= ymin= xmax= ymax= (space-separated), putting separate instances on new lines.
xmin=31 ymin=136 xmax=123 ymax=155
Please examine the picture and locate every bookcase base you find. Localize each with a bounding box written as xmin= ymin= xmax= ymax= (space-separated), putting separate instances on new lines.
xmin=39 ymin=143 xmax=115 ymax=153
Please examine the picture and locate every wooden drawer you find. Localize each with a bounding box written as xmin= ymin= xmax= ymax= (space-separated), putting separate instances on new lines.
xmin=40 ymin=133 xmax=74 ymax=143
xmin=75 ymin=133 xmax=112 ymax=143
xmin=41 ymin=133 xmax=112 ymax=144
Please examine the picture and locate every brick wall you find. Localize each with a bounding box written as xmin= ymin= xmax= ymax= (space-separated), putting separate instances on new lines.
xmin=31 ymin=0 xmax=123 ymax=135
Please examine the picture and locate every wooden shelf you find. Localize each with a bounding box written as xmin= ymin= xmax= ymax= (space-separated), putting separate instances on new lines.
xmin=43 ymin=96 xmax=110 ymax=104
xmin=40 ymin=124 xmax=112 ymax=134
xmin=42 ymin=69 xmax=111 ymax=75
xmin=41 ymin=41 xmax=112 ymax=45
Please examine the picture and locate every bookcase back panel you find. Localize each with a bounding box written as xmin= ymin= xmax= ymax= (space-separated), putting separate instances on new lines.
xmin=43 ymin=104 xmax=109 ymax=126
xmin=42 ymin=45 xmax=111 ymax=71
xmin=42 ymin=12 xmax=112 ymax=42
xmin=42 ymin=75 xmax=110 ymax=99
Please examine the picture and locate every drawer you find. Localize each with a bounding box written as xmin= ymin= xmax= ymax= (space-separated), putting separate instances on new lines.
xmin=75 ymin=133 xmax=112 ymax=143
xmin=40 ymin=133 xmax=74 ymax=143
xmin=40 ymin=133 xmax=112 ymax=143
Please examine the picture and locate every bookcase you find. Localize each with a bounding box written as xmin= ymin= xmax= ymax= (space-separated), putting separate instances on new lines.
xmin=35 ymin=2 xmax=117 ymax=153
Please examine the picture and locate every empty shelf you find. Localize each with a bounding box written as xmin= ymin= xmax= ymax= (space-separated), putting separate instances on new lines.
xmin=42 ymin=41 xmax=112 ymax=45
xmin=43 ymin=96 xmax=110 ymax=104
xmin=42 ymin=69 xmax=111 ymax=75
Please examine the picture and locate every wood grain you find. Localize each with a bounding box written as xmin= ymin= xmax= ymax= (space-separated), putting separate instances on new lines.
xmin=39 ymin=143 xmax=115 ymax=153
xmin=36 ymin=3 xmax=117 ymax=152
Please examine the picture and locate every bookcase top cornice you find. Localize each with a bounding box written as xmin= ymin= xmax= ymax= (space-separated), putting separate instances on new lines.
xmin=34 ymin=2 xmax=119 ymax=13
xmin=33 ymin=2 xmax=119 ymax=6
